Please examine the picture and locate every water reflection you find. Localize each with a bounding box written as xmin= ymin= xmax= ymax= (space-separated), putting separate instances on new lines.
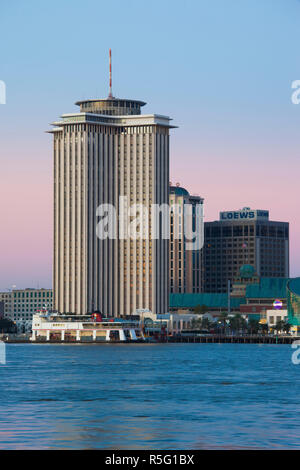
xmin=0 ymin=344 xmax=299 ymax=449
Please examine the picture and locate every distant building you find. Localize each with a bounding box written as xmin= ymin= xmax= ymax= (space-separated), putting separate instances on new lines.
xmin=170 ymin=276 xmax=291 ymax=317
xmin=138 ymin=310 xmax=199 ymax=334
xmin=170 ymin=292 xmax=244 ymax=314
xmin=263 ymin=309 xmax=288 ymax=330
xmin=203 ymin=207 xmax=289 ymax=293
xmin=169 ymin=184 xmax=204 ymax=294
xmin=230 ymin=264 xmax=260 ymax=298
xmin=0 ymin=301 xmax=4 ymax=319
xmin=0 ymin=288 xmax=53 ymax=321
xmin=239 ymin=277 xmax=288 ymax=317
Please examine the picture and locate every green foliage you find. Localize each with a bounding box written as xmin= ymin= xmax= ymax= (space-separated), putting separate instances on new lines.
xmin=190 ymin=316 xmax=212 ymax=331
xmin=193 ymin=304 xmax=209 ymax=315
xmin=228 ymin=314 xmax=247 ymax=333
xmin=273 ymin=320 xmax=291 ymax=334
xmin=247 ymin=318 xmax=260 ymax=334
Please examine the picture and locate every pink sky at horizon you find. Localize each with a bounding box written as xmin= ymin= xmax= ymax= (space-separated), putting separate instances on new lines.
xmin=0 ymin=136 xmax=299 ymax=291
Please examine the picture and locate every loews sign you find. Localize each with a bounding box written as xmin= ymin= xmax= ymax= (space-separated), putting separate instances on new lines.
xmin=220 ymin=207 xmax=269 ymax=221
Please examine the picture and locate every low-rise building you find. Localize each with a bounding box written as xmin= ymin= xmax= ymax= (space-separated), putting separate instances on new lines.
xmin=262 ymin=309 xmax=288 ymax=330
xmin=170 ymin=276 xmax=292 ymax=322
xmin=240 ymin=277 xmax=288 ymax=317
xmin=170 ymin=292 xmax=244 ymax=314
xmin=138 ymin=310 xmax=199 ymax=334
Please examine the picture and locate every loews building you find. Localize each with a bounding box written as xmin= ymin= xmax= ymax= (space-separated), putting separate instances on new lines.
xmin=0 ymin=288 xmax=53 ymax=321
xmin=203 ymin=207 xmax=289 ymax=293
xmin=49 ymin=72 xmax=175 ymax=315
xmin=169 ymin=184 xmax=204 ymax=293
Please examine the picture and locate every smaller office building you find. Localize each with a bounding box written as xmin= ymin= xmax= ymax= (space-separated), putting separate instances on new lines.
xmin=169 ymin=184 xmax=204 ymax=294
xmin=203 ymin=207 xmax=289 ymax=293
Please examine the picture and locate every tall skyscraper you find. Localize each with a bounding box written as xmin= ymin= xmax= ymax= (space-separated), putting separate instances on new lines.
xmin=169 ymin=184 xmax=204 ymax=293
xmin=50 ymin=54 xmax=175 ymax=315
xmin=203 ymin=207 xmax=289 ymax=293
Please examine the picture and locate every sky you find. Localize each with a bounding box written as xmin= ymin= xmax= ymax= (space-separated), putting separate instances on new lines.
xmin=1 ymin=0 xmax=300 ymax=290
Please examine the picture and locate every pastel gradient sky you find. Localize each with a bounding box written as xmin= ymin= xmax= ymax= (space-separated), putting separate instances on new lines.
xmin=1 ymin=0 xmax=300 ymax=290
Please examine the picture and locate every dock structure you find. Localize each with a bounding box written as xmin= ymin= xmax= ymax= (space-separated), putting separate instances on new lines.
xmin=168 ymin=334 xmax=296 ymax=344
xmin=3 ymin=334 xmax=298 ymax=344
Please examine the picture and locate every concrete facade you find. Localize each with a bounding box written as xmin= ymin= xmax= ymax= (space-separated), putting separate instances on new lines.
xmin=50 ymin=97 xmax=175 ymax=315
xmin=0 ymin=288 xmax=53 ymax=321
xmin=169 ymin=185 xmax=204 ymax=294
xmin=203 ymin=208 xmax=289 ymax=293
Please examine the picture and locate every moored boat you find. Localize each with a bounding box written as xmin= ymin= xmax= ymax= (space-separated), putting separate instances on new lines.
xmin=30 ymin=310 xmax=145 ymax=343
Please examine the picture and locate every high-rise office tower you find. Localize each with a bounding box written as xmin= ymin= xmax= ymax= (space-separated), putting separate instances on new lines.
xmin=50 ymin=53 xmax=175 ymax=315
xmin=169 ymin=184 xmax=204 ymax=294
xmin=203 ymin=207 xmax=289 ymax=293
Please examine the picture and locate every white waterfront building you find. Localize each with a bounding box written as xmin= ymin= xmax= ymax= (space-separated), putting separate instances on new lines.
xmin=30 ymin=312 xmax=145 ymax=343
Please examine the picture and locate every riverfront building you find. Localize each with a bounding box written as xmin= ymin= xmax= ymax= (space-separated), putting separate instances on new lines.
xmin=202 ymin=207 xmax=289 ymax=293
xmin=49 ymin=60 xmax=175 ymax=315
xmin=265 ymin=309 xmax=288 ymax=329
xmin=0 ymin=288 xmax=53 ymax=321
xmin=169 ymin=184 xmax=204 ymax=294
xmin=170 ymin=274 xmax=290 ymax=318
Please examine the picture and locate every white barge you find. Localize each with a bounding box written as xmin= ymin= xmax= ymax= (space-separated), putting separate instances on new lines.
xmin=30 ymin=311 xmax=145 ymax=343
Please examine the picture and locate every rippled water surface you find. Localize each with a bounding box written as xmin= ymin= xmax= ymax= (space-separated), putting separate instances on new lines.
xmin=0 ymin=343 xmax=299 ymax=449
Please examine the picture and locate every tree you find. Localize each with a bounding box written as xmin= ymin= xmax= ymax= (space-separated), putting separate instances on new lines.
xmin=218 ymin=312 xmax=228 ymax=334
xmin=259 ymin=323 xmax=268 ymax=335
xmin=274 ymin=320 xmax=285 ymax=334
xmin=201 ymin=317 xmax=213 ymax=331
xmin=247 ymin=318 xmax=260 ymax=335
xmin=189 ymin=316 xmax=212 ymax=332
xmin=190 ymin=317 xmax=202 ymax=329
xmin=283 ymin=321 xmax=291 ymax=334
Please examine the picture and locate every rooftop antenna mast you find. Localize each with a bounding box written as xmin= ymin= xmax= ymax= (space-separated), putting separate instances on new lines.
xmin=108 ymin=48 xmax=113 ymax=99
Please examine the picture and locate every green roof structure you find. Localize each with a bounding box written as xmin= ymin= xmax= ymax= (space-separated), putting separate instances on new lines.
xmin=170 ymin=293 xmax=244 ymax=309
xmin=239 ymin=264 xmax=256 ymax=278
xmin=169 ymin=186 xmax=190 ymax=197
xmin=170 ymin=277 xmax=291 ymax=311
xmin=245 ymin=277 xmax=289 ymax=299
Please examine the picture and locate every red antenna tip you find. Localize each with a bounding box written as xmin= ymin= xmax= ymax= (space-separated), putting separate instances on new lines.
xmin=108 ymin=49 xmax=113 ymax=98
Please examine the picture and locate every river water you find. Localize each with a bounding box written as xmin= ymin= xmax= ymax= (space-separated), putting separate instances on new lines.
xmin=0 ymin=343 xmax=299 ymax=449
